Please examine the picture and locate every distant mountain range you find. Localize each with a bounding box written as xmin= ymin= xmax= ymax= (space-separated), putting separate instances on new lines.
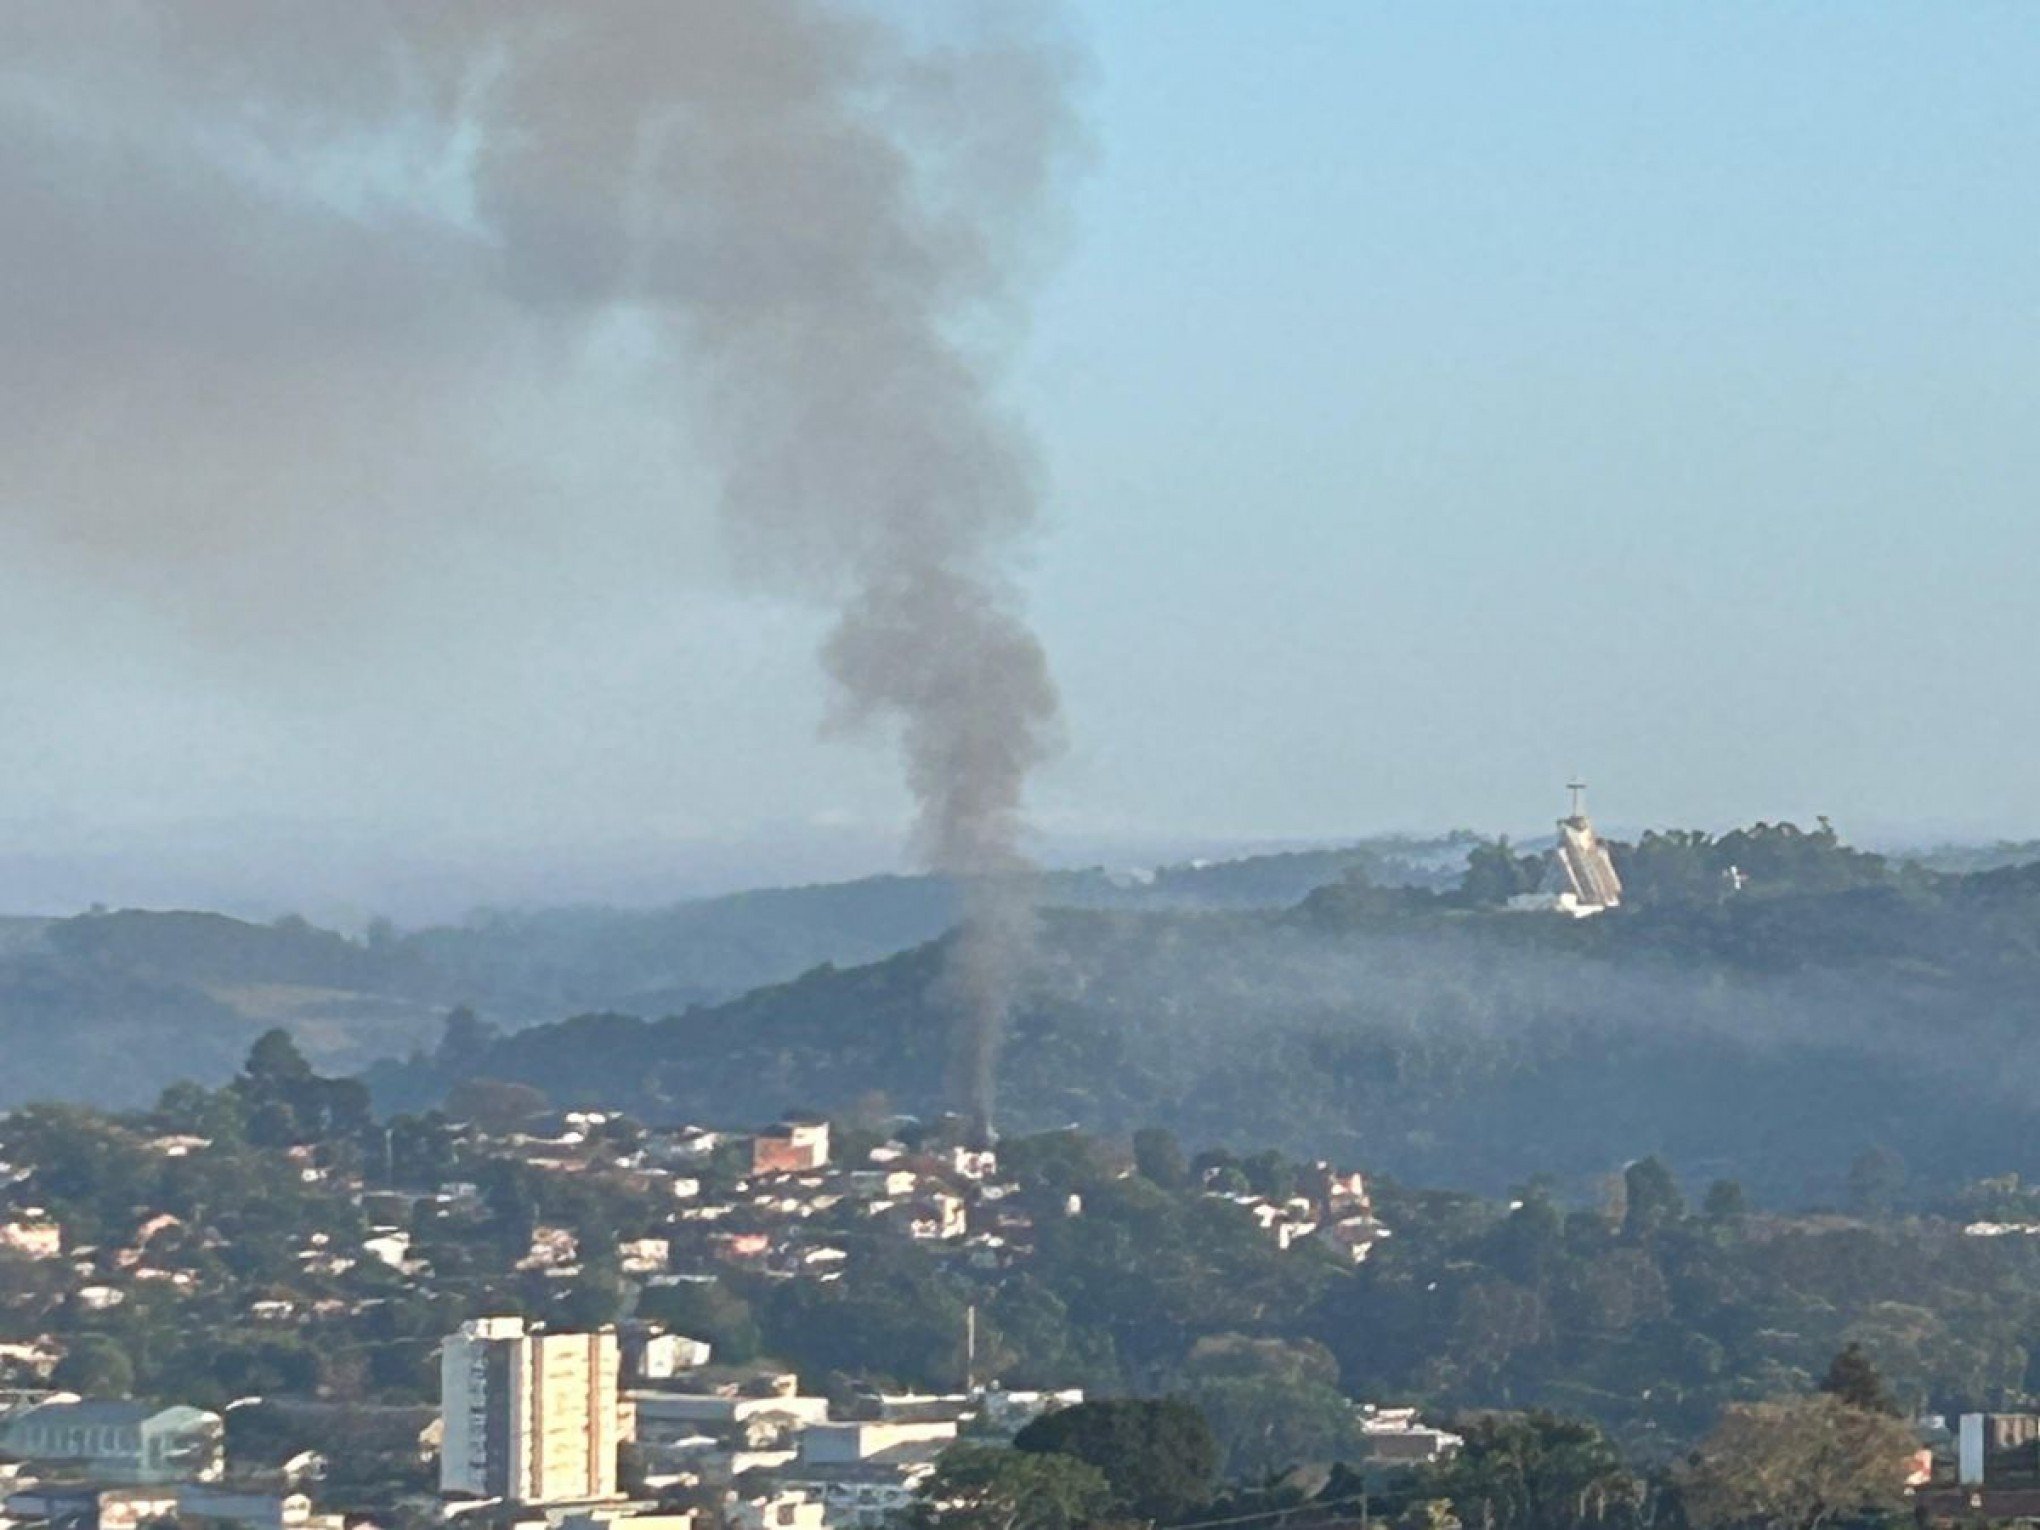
xmin=0 ymin=834 xmax=1472 ymax=1108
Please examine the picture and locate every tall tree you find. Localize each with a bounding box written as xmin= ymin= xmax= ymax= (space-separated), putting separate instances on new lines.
xmin=1819 ymin=1343 xmax=1899 ymax=1417
xmin=1462 ymin=838 xmax=1544 ymax=905
xmin=52 ymin=1334 xmax=134 ymax=1397
xmin=1679 ymin=1394 xmax=1913 ymax=1530
xmin=1133 ymin=1127 xmax=1189 ymax=1190
xmin=1407 ymin=1413 xmax=1646 ymax=1530
xmin=1016 ymin=1399 xmax=1218 ymax=1523
xmin=911 ymin=1444 xmax=1109 ymax=1530
xmin=1701 ymin=1179 xmax=1748 ymax=1223
xmin=1621 ymin=1157 xmax=1684 ymax=1240
xmin=243 ymin=1028 xmax=312 ymax=1084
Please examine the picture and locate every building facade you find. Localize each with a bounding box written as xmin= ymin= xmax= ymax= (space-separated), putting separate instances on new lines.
xmin=440 ymin=1318 xmax=623 ymax=1505
xmin=752 ymin=1122 xmax=830 ymax=1176
xmin=1508 ymin=784 xmax=1624 ymax=918
xmin=0 ymin=1400 xmax=222 ymax=1484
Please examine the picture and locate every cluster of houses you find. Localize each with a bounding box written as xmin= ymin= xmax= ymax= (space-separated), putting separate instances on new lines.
xmin=0 ymin=1110 xmax=1083 ymax=1348
xmin=0 ymin=1130 xmax=372 ymax=1326
xmin=1203 ymin=1160 xmax=1391 ymax=1263
xmin=1 ymin=1103 xmax=1388 ymax=1351
xmin=0 ymin=1106 xmax=1431 ymax=1530
xmin=436 ymin=1116 xmax=1091 ymax=1288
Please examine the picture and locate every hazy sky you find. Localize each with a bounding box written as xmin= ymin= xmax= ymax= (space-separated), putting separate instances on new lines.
xmin=2 ymin=3 xmax=2037 ymax=917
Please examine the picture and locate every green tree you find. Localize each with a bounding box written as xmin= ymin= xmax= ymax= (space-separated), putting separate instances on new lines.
xmin=1241 ymin=1150 xmax=1297 ymax=1201
xmin=555 ymin=1255 xmax=629 ymax=1329
xmin=1185 ymin=1374 xmax=1355 ymax=1480
xmin=1710 ymin=820 xmax=1892 ymax=897
xmin=1462 ymin=839 xmax=1545 ymax=905
xmin=1133 ymin=1127 xmax=1189 ymax=1190
xmin=911 ymin=1444 xmax=1110 ymax=1530
xmin=1613 ymin=830 xmax=1728 ymax=907
xmin=445 ymin=1077 xmax=551 ymax=1135
xmin=635 ymin=1280 xmax=761 ymax=1365
xmin=154 ymin=1080 xmax=248 ymax=1145
xmin=765 ymin=1257 xmax=967 ymax=1388
xmin=1621 ymin=1157 xmax=1684 ymax=1240
xmin=1015 ymin=1399 xmax=1218 ymax=1523
xmin=1701 ymin=1179 xmax=1748 ymax=1223
xmin=53 ymin=1334 xmax=134 ymax=1397
xmin=1406 ymin=1413 xmax=1645 ymax=1530
xmin=1819 ymin=1343 xmax=1898 ymax=1418
xmin=1183 ymin=1334 xmax=1350 ymax=1478
xmin=980 ymin=1277 xmax=1086 ymax=1390
xmin=244 ymin=1028 xmax=312 ymax=1084
xmin=1678 ymin=1394 xmax=1913 ymax=1530
xmin=1492 ymin=1194 xmax=1565 ymax=1285
xmin=436 ymin=1006 xmax=498 ymax=1068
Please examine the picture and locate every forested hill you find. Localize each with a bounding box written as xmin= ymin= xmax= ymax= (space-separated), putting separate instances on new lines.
xmin=0 ymin=910 xmax=444 ymax=1105
xmin=0 ymin=836 xmax=1468 ymax=1108
xmin=388 ymin=834 xmax=1473 ymax=1022
xmin=369 ymin=826 xmax=2040 ymax=1206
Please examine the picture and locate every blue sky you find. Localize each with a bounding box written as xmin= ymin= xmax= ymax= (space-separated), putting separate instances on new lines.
xmin=0 ymin=3 xmax=2036 ymax=916
xmin=1019 ymin=2 xmax=2040 ymax=842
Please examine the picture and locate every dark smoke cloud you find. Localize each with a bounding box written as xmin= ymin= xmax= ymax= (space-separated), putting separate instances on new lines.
xmin=0 ymin=2 xmax=1080 ymax=1121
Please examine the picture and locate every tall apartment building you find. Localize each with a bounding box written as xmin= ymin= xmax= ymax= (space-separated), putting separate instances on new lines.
xmin=440 ymin=1318 xmax=623 ymax=1505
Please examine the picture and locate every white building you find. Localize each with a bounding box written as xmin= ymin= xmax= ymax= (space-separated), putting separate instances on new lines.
xmin=1509 ymin=783 xmax=1624 ymax=918
xmin=623 ymin=1329 xmax=712 ymax=1381
xmin=0 ymin=1214 xmax=62 ymax=1261
xmin=780 ymin=1421 xmax=955 ymax=1529
xmin=1357 ymin=1405 xmax=1463 ymax=1465
xmin=0 ymin=1401 xmax=222 ymax=1484
xmin=439 ymin=1318 xmax=624 ymax=1505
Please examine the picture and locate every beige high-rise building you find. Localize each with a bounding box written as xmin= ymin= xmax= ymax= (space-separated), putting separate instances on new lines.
xmin=440 ymin=1317 xmax=623 ymax=1505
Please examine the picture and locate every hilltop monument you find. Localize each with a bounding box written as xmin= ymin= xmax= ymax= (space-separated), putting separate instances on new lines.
xmin=1510 ymin=781 xmax=1624 ymax=917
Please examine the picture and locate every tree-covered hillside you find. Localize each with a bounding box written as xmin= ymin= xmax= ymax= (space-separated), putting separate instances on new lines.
xmin=373 ymin=825 xmax=2040 ymax=1205
xmin=391 ymin=835 xmax=1475 ymax=1023
xmin=0 ymin=836 xmax=1469 ymax=1108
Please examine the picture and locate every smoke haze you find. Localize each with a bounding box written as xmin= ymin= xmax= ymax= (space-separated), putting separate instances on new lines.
xmin=0 ymin=2 xmax=1080 ymax=1118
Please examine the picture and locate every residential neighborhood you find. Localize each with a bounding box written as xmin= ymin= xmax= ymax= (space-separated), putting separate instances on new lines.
xmin=0 ymin=1049 xmax=1476 ymax=1530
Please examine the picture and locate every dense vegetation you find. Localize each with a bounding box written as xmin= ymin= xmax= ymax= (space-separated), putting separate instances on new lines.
xmin=349 ymin=834 xmax=1476 ymax=1022
xmin=719 ymin=1129 xmax=2040 ymax=1463
xmin=0 ymin=836 xmax=1468 ymax=1108
xmin=374 ymin=823 xmax=2040 ymax=1204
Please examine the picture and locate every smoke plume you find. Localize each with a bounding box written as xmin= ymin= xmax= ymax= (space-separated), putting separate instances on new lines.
xmin=0 ymin=1 xmax=1078 ymax=1126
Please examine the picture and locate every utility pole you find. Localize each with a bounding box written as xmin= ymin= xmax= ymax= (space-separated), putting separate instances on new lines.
xmin=964 ymin=1303 xmax=977 ymax=1394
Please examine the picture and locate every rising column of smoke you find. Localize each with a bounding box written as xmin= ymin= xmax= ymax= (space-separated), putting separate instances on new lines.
xmin=435 ymin=0 xmax=1076 ymax=1134
xmin=0 ymin=0 xmax=1075 ymax=1133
